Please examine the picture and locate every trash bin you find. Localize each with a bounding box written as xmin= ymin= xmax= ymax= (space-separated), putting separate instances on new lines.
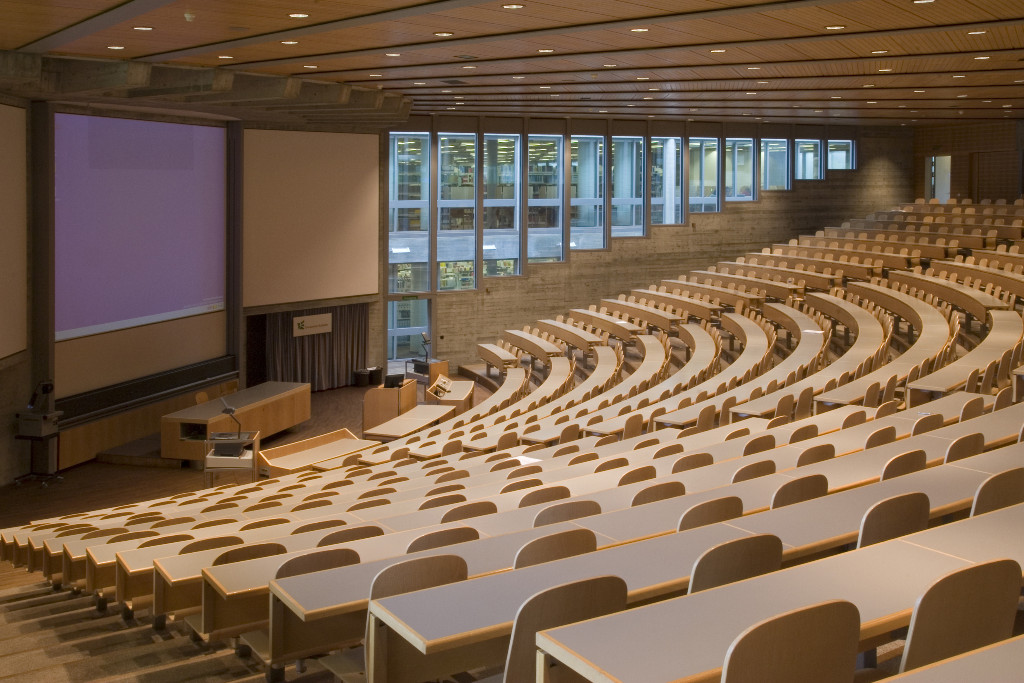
xmin=368 ymin=366 xmax=384 ymax=385
xmin=354 ymin=369 xmax=370 ymax=387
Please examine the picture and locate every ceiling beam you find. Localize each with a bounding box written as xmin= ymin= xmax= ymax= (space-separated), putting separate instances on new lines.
xmin=55 ymin=59 xmax=152 ymax=94
xmin=19 ymin=0 xmax=182 ymax=53
xmin=0 ymin=52 xmax=43 ymax=86
xmin=175 ymin=74 xmax=303 ymax=104
xmin=122 ymin=67 xmax=234 ymax=98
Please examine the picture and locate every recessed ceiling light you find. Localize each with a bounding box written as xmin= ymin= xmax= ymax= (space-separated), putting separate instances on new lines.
xmin=386 ymin=53 xmax=401 ymax=57
xmin=462 ymin=65 xmax=476 ymax=69
xmin=1003 ymin=104 xmax=1013 ymax=107
xmin=974 ymin=56 xmax=990 ymax=60
xmin=434 ymin=32 xmax=453 ymax=37
xmin=898 ymin=105 xmax=907 ymax=108
xmin=710 ymin=49 xmax=726 ymax=53
xmin=289 ymin=13 xmax=308 ymax=18
xmin=453 ymin=95 xmax=463 ymax=99
xmin=369 ymin=73 xmax=383 ymax=77
xmin=648 ymin=87 xmax=660 ymax=91
xmin=281 ymin=40 xmax=298 ymax=45
xmin=952 ymin=74 xmax=966 ymax=78
xmin=814 ymin=109 xmax=824 ymax=112
xmin=867 ymin=100 xmax=878 ymax=104
xmin=539 ymin=85 xmax=551 ymax=88
xmin=550 ymin=94 xmax=560 ymax=96
xmin=413 ymin=81 xmax=426 ymax=85
xmin=983 ymin=100 xmax=992 ymax=103
xmin=502 ymin=3 xmax=524 ymax=8
xmin=831 ymin=96 xmax=842 ymax=99
xmin=871 ymin=50 xmax=888 ymax=54
xmin=1015 ymin=80 xmax=1024 ymax=83
xmin=878 ymin=68 xmax=893 ymax=72
xmin=967 ymin=30 xmax=986 ymax=35
xmin=455 ymin=102 xmax=464 ymax=105
xmin=957 ymin=94 xmax=968 ymax=98
xmin=913 ymin=0 xmax=934 ymax=4
xmin=512 ymin=75 xmax=525 ymax=79
xmin=863 ymin=84 xmax=875 ymax=87
xmin=442 ymin=89 xmax=452 ymax=93
xmin=643 ymin=96 xmax=653 ymax=100
xmin=746 ymin=92 xmax=757 ymax=95
xmin=636 ymin=76 xmax=650 ymax=80
xmin=598 ymin=110 xmax=608 ymax=113
xmin=107 ymin=45 xmax=125 ymax=50
xmin=626 ymin=104 xmax=636 ymax=107
xmin=825 ymin=25 xmax=845 ymax=30
xmin=747 ymin=66 xmax=761 ymax=70
xmin=631 ymin=28 xmax=649 ymax=32
xmin=913 ymin=89 xmax=925 ymax=92
xmin=219 ymin=55 xmax=234 ymax=59
xmin=603 ymin=64 xmax=617 ymax=68
xmin=303 ymin=65 xmax=318 ymax=69
xmin=133 ymin=26 xmax=153 ymax=31
xmin=538 ymin=48 xmax=554 ymax=53
xmin=757 ymin=81 xmax=769 ymax=84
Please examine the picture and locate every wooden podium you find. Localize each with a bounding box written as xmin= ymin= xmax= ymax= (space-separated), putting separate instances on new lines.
xmin=203 ymin=431 xmax=259 ymax=487
xmin=426 ymin=376 xmax=474 ymax=415
xmin=362 ymin=378 xmax=417 ymax=432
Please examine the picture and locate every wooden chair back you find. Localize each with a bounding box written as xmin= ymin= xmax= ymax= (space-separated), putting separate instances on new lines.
xmin=880 ymin=449 xmax=927 ymax=480
xmin=275 ymin=547 xmax=360 ymax=579
xmin=617 ymin=465 xmax=656 ymax=487
xmin=317 ymin=524 xmax=385 ymax=547
xmin=212 ymin=542 xmax=287 ymax=566
xmin=796 ymin=443 xmax=834 ymax=467
xmin=501 ymin=576 xmax=627 ymax=682
xmin=742 ymin=434 xmax=775 ymax=456
xmin=533 ymin=500 xmax=601 ymax=527
xmin=406 ymin=526 xmax=480 ymax=553
xmin=440 ymin=500 xmax=498 ymax=523
xmin=732 ymin=459 xmax=775 ymax=483
xmin=678 ymin=495 xmax=743 ymax=531
xmin=631 ymin=481 xmax=686 ymax=507
xmin=179 ymin=535 xmax=243 ymax=555
xmin=857 ymin=492 xmax=930 ymax=548
xmin=971 ymin=467 xmax=1024 ymax=516
xmin=944 ymin=432 xmax=984 ymax=463
xmin=517 ymin=485 xmax=570 ymax=508
xmin=722 ymin=600 xmax=860 ymax=683
xmin=672 ymin=452 xmax=713 ymax=474
xmin=900 ymin=559 xmax=1022 ymax=672
xmin=911 ymin=413 xmax=943 ymax=435
xmin=864 ymin=425 xmax=897 ymax=449
xmin=689 ymin=534 xmax=783 ymax=593
xmin=771 ymin=474 xmax=828 ymax=509
xmin=513 ymin=528 xmax=597 ymax=569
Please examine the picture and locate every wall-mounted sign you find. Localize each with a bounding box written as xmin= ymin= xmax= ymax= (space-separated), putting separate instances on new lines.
xmin=293 ymin=313 xmax=332 ymax=337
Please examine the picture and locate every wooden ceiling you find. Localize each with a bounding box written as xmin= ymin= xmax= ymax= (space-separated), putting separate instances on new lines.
xmin=1 ymin=0 xmax=1022 ymax=128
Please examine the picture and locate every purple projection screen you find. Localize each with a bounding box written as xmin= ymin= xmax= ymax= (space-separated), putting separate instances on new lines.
xmin=54 ymin=114 xmax=226 ymax=341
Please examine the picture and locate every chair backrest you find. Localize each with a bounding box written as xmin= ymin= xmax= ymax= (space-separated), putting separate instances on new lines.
xmin=732 ymin=459 xmax=775 ymax=483
xmin=944 ymin=432 xmax=984 ymax=463
xmin=518 ymin=485 xmax=570 ymax=508
xmin=678 ymin=495 xmax=743 ymax=531
xmin=864 ymin=425 xmax=897 ymax=449
xmin=911 ymin=413 xmax=944 ymax=435
xmin=857 ymin=492 xmax=930 ymax=548
xmin=672 ymin=452 xmax=713 ymax=474
xmin=212 ymin=542 xmax=287 ymax=566
xmin=405 ymin=526 xmax=479 ymax=553
xmin=970 ymin=467 xmax=1024 ymax=516
xmin=501 ymin=575 xmax=628 ymax=682
xmin=960 ymin=394 xmax=986 ymax=421
xmin=631 ymin=481 xmax=686 ymax=507
xmin=722 ymin=600 xmax=861 ymax=683
xmin=796 ymin=443 xmax=834 ymax=467
xmin=317 ymin=524 xmax=385 ymax=547
xmin=594 ymin=457 xmax=629 ymax=473
xmin=419 ymin=493 xmax=467 ymax=510
xmin=621 ymin=413 xmax=644 ymax=440
xmin=742 ymin=434 xmax=775 ymax=456
xmin=770 ymin=474 xmax=828 ymax=509
xmin=370 ymin=554 xmax=468 ymax=601
xmin=275 ymin=547 xmax=360 ymax=579
xmin=617 ymin=465 xmax=656 ymax=487
xmin=689 ymin=534 xmax=783 ymax=594
xmin=440 ymin=500 xmax=498 ymax=523
xmin=533 ymin=500 xmax=601 ymax=527
xmin=179 ymin=535 xmax=243 ymax=555
xmin=513 ymin=528 xmax=597 ymax=569
xmin=900 ymin=558 xmax=1022 ymax=672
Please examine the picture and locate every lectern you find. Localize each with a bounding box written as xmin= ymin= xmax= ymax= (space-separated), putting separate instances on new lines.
xmin=204 ymin=431 xmax=260 ymax=487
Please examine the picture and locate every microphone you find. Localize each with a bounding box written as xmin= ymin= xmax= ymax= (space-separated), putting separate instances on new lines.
xmin=221 ymin=397 xmax=242 ymax=438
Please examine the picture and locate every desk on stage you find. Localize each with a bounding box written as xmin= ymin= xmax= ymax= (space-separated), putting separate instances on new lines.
xmin=161 ymin=382 xmax=310 ymax=462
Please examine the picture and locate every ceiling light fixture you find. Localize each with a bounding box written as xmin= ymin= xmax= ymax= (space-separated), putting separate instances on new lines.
xmin=369 ymin=73 xmax=383 ymax=77
xmin=871 ymin=50 xmax=888 ymax=54
xmin=631 ymin=28 xmax=649 ymax=32
xmin=747 ymin=66 xmax=761 ymax=70
xmin=825 ymin=25 xmax=845 ymax=30
xmin=512 ymin=75 xmax=525 ymax=79
xmin=502 ymin=3 xmax=524 ymax=8
xmin=289 ymin=13 xmax=308 ymax=18
xmin=878 ymin=68 xmax=893 ymax=72
xmin=434 ymin=31 xmax=453 ymax=37
xmin=974 ymin=56 xmax=990 ymax=60
xmin=603 ymin=64 xmax=617 ymax=67
xmin=303 ymin=65 xmax=317 ymax=69
xmin=967 ymin=30 xmax=986 ymax=35
xmin=636 ymin=76 xmax=650 ymax=80
xmin=133 ymin=26 xmax=153 ymax=31
xmin=219 ymin=55 xmax=234 ymax=59
xmin=107 ymin=45 xmax=125 ymax=50
xmin=413 ymin=81 xmax=426 ymax=84
xmin=386 ymin=52 xmax=400 ymax=57
xmin=538 ymin=48 xmax=554 ymax=53
xmin=281 ymin=40 xmax=298 ymax=45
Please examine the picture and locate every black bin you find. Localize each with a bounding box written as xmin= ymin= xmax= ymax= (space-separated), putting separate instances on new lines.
xmin=354 ymin=369 xmax=370 ymax=387
xmin=368 ymin=366 xmax=384 ymax=385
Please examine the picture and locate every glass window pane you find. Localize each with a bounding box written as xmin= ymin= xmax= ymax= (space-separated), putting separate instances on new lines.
xmin=688 ymin=137 xmax=719 ymax=213
xmin=528 ymin=135 xmax=563 ymax=263
xmin=611 ymin=136 xmax=644 ymax=237
xmin=760 ymin=139 xmax=790 ymax=191
xmin=725 ymin=138 xmax=755 ymax=201
xmin=387 ymin=299 xmax=429 ymax=361
xmin=389 ymin=133 xmax=430 ymax=293
xmin=438 ymin=133 xmax=477 ymax=290
xmin=651 ymin=137 xmax=683 ymax=225
xmin=795 ymin=139 xmax=822 ymax=180
xmin=483 ymin=134 xmax=520 ymax=276
xmin=827 ymin=140 xmax=855 ymax=170
xmin=570 ymin=135 xmax=605 ymax=250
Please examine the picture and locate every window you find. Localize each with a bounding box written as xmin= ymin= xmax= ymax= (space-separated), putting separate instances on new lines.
xmin=527 ymin=135 xmax=563 ymax=263
xmin=610 ymin=136 xmax=644 ymax=237
xmin=483 ymin=134 xmax=520 ymax=276
xmin=827 ymin=140 xmax=855 ymax=170
xmin=760 ymin=139 xmax=789 ymax=191
xmin=437 ymin=134 xmax=477 ymax=290
xmin=387 ymin=299 xmax=429 ymax=361
xmin=795 ymin=139 xmax=822 ymax=180
xmin=650 ymin=137 xmax=683 ymax=225
xmin=688 ymin=137 xmax=719 ymax=213
xmin=388 ymin=133 xmax=430 ymax=293
xmin=725 ymin=138 xmax=755 ymax=201
xmin=570 ymin=135 xmax=605 ymax=250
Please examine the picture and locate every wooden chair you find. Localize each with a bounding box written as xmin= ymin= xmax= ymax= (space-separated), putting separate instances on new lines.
xmin=275 ymin=547 xmax=360 ymax=580
xmin=992 ymin=385 xmax=1013 ymax=412
xmin=880 ymin=449 xmax=927 ymax=480
xmin=742 ymin=434 xmax=775 ymax=456
xmin=873 ymin=400 xmax=900 ymax=418
xmin=787 ymin=423 xmax=818 ymax=443
xmin=771 ymin=474 xmax=828 ymax=509
xmin=689 ymin=534 xmax=783 ymax=594
xmin=617 ymin=465 xmax=656 ymax=486
xmin=533 ymin=499 xmax=601 ymax=527
xmin=721 ymin=600 xmax=860 ymax=683
xmin=517 ymin=485 xmax=570 ymax=508
xmin=672 ymin=452 xmax=713 ymax=474
xmin=960 ymin=395 xmax=986 ymax=421
xmin=652 ymin=443 xmax=685 ymax=459
xmin=678 ymin=495 xmax=743 ymax=531
xmin=489 ymin=576 xmax=627 ymax=682
xmin=891 ymin=559 xmax=1021 ymax=674
xmin=179 ymin=536 xmax=242 ymax=555
xmin=319 ymin=555 xmax=468 ymax=682
xmin=911 ymin=412 xmax=943 ymax=435
xmin=440 ymin=500 xmax=498 ymax=523
xmin=732 ymin=459 xmax=775 ymax=483
xmin=857 ymin=492 xmax=930 ymax=548
xmin=631 ymin=481 xmax=686 ymax=507
xmin=796 ymin=443 xmax=834 ymax=467
xmin=512 ymin=528 xmax=597 ymax=569
xmin=621 ymin=413 xmax=644 ymax=440
xmin=318 ymin=525 xmax=384 ymax=547
xmin=405 ymin=526 xmax=479 ymax=553
xmin=943 ymin=432 xmax=984 ymax=463
xmin=594 ymin=456 xmax=629 ymax=473
xmin=970 ymin=467 xmax=1024 ymax=516
xmin=864 ymin=425 xmax=896 ymax=449
xmin=212 ymin=542 xmax=287 ymax=566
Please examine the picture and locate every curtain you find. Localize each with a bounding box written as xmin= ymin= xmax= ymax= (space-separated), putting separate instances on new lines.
xmin=265 ymin=303 xmax=368 ymax=390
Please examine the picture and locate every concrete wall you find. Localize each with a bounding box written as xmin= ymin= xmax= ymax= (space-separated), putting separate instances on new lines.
xmin=427 ymin=125 xmax=915 ymax=368
xmin=914 ymin=121 xmax=1024 ymax=201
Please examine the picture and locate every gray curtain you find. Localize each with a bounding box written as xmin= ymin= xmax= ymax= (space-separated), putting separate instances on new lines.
xmin=266 ymin=304 xmax=368 ymax=390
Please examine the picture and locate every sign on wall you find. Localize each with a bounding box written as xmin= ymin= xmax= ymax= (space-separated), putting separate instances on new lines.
xmin=293 ymin=313 xmax=332 ymax=337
